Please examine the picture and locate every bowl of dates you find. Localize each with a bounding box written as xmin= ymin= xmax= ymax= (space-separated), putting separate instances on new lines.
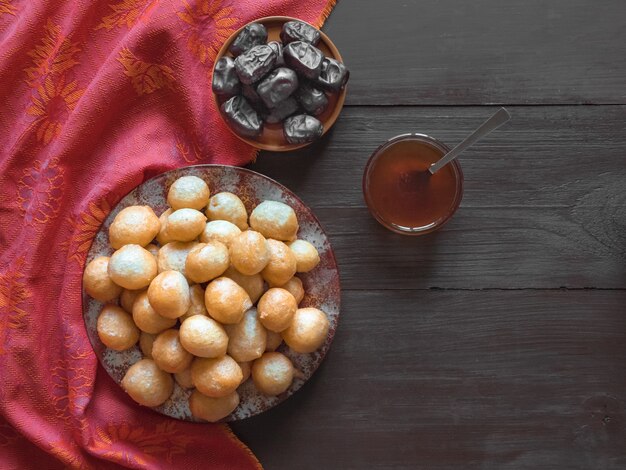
xmin=212 ymin=16 xmax=349 ymax=151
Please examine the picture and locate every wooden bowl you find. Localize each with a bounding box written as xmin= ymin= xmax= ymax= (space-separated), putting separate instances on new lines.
xmin=212 ymin=16 xmax=347 ymax=152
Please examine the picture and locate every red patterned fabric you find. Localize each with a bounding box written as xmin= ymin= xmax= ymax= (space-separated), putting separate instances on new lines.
xmin=0 ymin=1 xmax=335 ymax=468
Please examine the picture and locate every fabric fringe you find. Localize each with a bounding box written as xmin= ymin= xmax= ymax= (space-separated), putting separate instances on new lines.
xmin=315 ymin=0 xmax=339 ymax=28
xmin=222 ymin=424 xmax=265 ymax=470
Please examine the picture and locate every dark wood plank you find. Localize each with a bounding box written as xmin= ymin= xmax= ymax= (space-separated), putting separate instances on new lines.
xmin=323 ymin=0 xmax=626 ymax=105
xmin=250 ymin=106 xmax=626 ymax=289
xmin=231 ymin=290 xmax=626 ymax=470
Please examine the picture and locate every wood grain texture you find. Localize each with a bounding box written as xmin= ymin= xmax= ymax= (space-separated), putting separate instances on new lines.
xmin=231 ymin=290 xmax=626 ymax=470
xmin=322 ymin=0 xmax=626 ymax=105
xmin=249 ymin=106 xmax=626 ymax=289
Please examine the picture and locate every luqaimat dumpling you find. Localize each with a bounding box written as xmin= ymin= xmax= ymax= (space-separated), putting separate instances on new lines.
xmin=222 ymin=266 xmax=265 ymax=304
xmin=132 ymin=291 xmax=177 ymax=334
xmin=147 ymin=270 xmax=190 ymax=319
xmin=189 ymin=389 xmax=239 ymax=422
xmin=225 ymin=308 xmax=267 ymax=362
xmin=108 ymin=244 xmax=157 ymax=290
xmin=156 ymin=209 xmax=174 ymax=245
xmin=289 ymin=239 xmax=320 ymax=273
xmin=204 ymin=277 xmax=252 ymax=324
xmin=228 ymin=230 xmax=269 ymax=275
xmin=97 ymin=304 xmax=140 ymax=351
xmin=185 ymin=241 xmax=230 ymax=284
xmin=261 ymin=239 xmax=297 ymax=287
xmin=281 ymin=307 xmax=330 ymax=353
xmin=279 ymin=276 xmax=304 ymax=304
xmin=121 ymin=359 xmax=173 ymax=407
xmin=109 ymin=205 xmax=160 ymax=249
xmin=157 ymin=241 xmax=198 ymax=278
xmin=179 ymin=284 xmax=208 ymax=321
xmin=151 ymin=329 xmax=194 ymax=373
xmin=191 ymin=355 xmax=243 ymax=398
xmin=205 ymin=192 xmax=248 ymax=231
xmin=83 ymin=256 xmax=122 ymax=302
xmin=166 ymin=209 xmax=207 ymax=242
xmin=257 ymin=288 xmax=297 ymax=332
xmin=167 ymin=175 xmax=210 ymax=211
xmin=251 ymin=352 xmax=295 ymax=396
xmin=200 ymin=220 xmax=241 ymax=247
xmin=249 ymin=200 xmax=298 ymax=242
xmin=179 ymin=315 xmax=228 ymax=358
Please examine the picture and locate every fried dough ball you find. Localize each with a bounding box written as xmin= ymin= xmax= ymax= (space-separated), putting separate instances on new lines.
xmin=108 ymin=244 xmax=157 ymax=290
xmin=120 ymin=288 xmax=144 ymax=313
xmin=249 ymin=201 xmax=299 ymax=242
xmin=200 ymin=220 xmax=241 ymax=247
xmin=147 ymin=270 xmax=190 ymax=319
xmin=225 ymin=308 xmax=267 ymax=362
xmin=265 ymin=330 xmax=283 ymax=352
xmin=152 ymin=329 xmax=193 ymax=373
xmin=156 ymin=209 xmax=174 ymax=245
xmin=205 ymin=192 xmax=248 ymax=231
xmin=157 ymin=241 xmax=197 ymax=278
xmin=191 ymin=356 xmax=243 ymax=398
xmin=228 ymin=230 xmax=270 ymax=275
xmin=262 ymin=239 xmax=297 ymax=286
xmin=189 ymin=389 xmax=239 ymax=423
xmin=279 ymin=276 xmax=304 ymax=304
xmin=109 ymin=206 xmax=160 ymax=249
xmin=97 ymin=304 xmax=140 ymax=351
xmin=83 ymin=256 xmax=122 ymax=302
xmin=179 ymin=284 xmax=208 ymax=321
xmin=257 ymin=288 xmax=297 ymax=332
xmin=145 ymin=243 xmax=159 ymax=259
xmin=167 ymin=175 xmax=210 ymax=211
xmin=222 ymin=266 xmax=265 ymax=304
xmin=174 ymin=367 xmax=194 ymax=389
xmin=139 ymin=332 xmax=156 ymax=359
xmin=121 ymin=359 xmax=173 ymax=407
xmin=238 ymin=361 xmax=251 ymax=383
xmin=282 ymin=307 xmax=330 ymax=353
xmin=251 ymin=352 xmax=295 ymax=396
xmin=289 ymin=240 xmax=320 ymax=273
xmin=132 ymin=291 xmax=177 ymax=334
xmin=185 ymin=242 xmax=229 ymax=284
xmin=204 ymin=277 xmax=252 ymax=324
xmin=179 ymin=315 xmax=228 ymax=358
xmin=167 ymin=209 xmax=207 ymax=242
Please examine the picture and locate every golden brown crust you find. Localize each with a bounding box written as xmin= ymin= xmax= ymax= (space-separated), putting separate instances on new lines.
xmin=257 ymin=288 xmax=297 ymax=332
xmin=97 ymin=304 xmax=140 ymax=351
xmin=189 ymin=389 xmax=239 ymax=422
xmin=132 ymin=291 xmax=177 ymax=334
xmin=147 ymin=270 xmax=191 ymax=319
xmin=83 ymin=256 xmax=122 ymax=302
xmin=108 ymin=244 xmax=157 ymax=290
xmin=167 ymin=175 xmax=210 ymax=211
xmin=251 ymin=352 xmax=294 ymax=396
xmin=179 ymin=315 xmax=228 ymax=358
xmin=152 ymin=329 xmax=194 ymax=373
xmin=204 ymin=277 xmax=252 ymax=324
xmin=121 ymin=359 xmax=174 ymax=407
xmin=191 ymin=355 xmax=243 ymax=398
xmin=228 ymin=231 xmax=270 ymax=275
xmin=281 ymin=307 xmax=330 ymax=353
xmin=109 ymin=205 xmax=160 ymax=249
xmin=205 ymin=192 xmax=249 ymax=231
xmin=261 ymin=239 xmax=297 ymax=286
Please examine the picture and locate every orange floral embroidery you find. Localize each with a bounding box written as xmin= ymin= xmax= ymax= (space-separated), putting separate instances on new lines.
xmin=92 ymin=421 xmax=192 ymax=465
xmin=176 ymin=136 xmax=203 ymax=163
xmin=0 ymin=0 xmax=17 ymax=17
xmin=0 ymin=257 xmax=31 ymax=355
xmin=64 ymin=198 xmax=111 ymax=265
xmin=49 ymin=439 xmax=92 ymax=470
xmin=177 ymin=0 xmax=239 ymax=64
xmin=17 ymin=157 xmax=65 ymax=225
xmin=24 ymin=19 xmax=81 ymax=86
xmin=26 ymin=74 xmax=84 ymax=145
xmin=117 ymin=47 xmax=175 ymax=95
xmin=95 ymin=0 xmax=157 ymax=31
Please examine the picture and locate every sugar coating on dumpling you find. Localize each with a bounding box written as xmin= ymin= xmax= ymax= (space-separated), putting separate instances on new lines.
xmin=205 ymin=192 xmax=249 ymax=231
xmin=151 ymin=329 xmax=194 ymax=373
xmin=251 ymin=352 xmax=295 ymax=396
xmin=139 ymin=332 xmax=156 ymax=358
xmin=279 ymin=276 xmax=304 ymax=304
xmin=228 ymin=230 xmax=270 ymax=275
xmin=179 ymin=315 xmax=228 ymax=358
xmin=204 ymin=277 xmax=252 ymax=324
xmin=225 ymin=308 xmax=267 ymax=362
xmin=132 ymin=291 xmax=177 ymax=334
xmin=179 ymin=284 xmax=208 ymax=321
xmin=156 ymin=209 xmax=174 ymax=246
xmin=249 ymin=200 xmax=299 ymax=242
xmin=167 ymin=175 xmax=210 ymax=211
xmin=257 ymin=288 xmax=297 ymax=332
xmin=191 ymin=355 xmax=243 ymax=398
xmin=97 ymin=304 xmax=140 ymax=351
xmin=83 ymin=256 xmax=122 ymax=302
xmin=109 ymin=205 xmax=160 ymax=249
xmin=222 ymin=266 xmax=265 ymax=304
xmin=200 ymin=220 xmax=242 ymax=247
xmin=121 ymin=358 xmax=174 ymax=407
xmin=261 ymin=239 xmax=297 ymax=287
xmin=157 ymin=241 xmax=198 ymax=278
xmin=108 ymin=244 xmax=157 ymax=290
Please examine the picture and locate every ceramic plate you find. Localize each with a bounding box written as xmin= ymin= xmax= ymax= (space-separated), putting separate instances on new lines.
xmin=82 ymin=165 xmax=341 ymax=421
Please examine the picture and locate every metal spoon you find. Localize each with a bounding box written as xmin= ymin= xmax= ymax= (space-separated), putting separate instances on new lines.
xmin=429 ymin=107 xmax=511 ymax=175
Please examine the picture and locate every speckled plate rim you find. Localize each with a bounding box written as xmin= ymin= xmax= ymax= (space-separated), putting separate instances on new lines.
xmin=81 ymin=164 xmax=341 ymax=422
xmin=212 ymin=16 xmax=348 ymax=152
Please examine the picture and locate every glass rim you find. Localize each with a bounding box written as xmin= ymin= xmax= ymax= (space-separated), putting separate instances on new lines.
xmin=362 ymin=133 xmax=464 ymax=236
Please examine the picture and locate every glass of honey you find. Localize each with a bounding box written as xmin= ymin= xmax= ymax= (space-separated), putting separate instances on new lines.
xmin=362 ymin=133 xmax=463 ymax=235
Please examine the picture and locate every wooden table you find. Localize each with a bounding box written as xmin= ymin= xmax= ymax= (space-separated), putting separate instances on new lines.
xmin=231 ymin=1 xmax=626 ymax=468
